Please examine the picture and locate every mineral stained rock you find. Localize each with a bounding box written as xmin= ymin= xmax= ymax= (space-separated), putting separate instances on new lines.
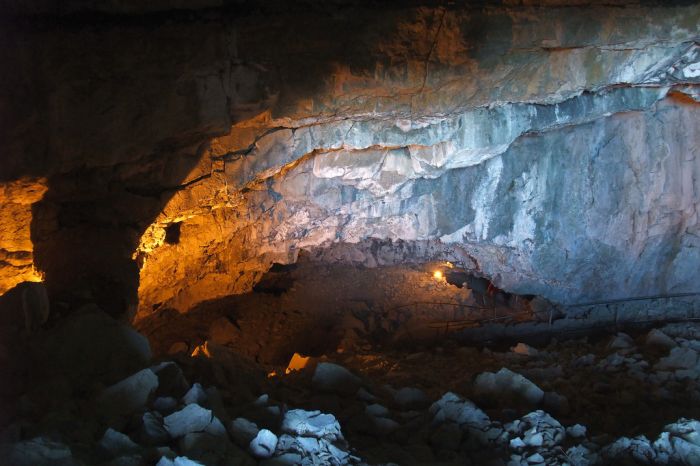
xmin=1 ymin=3 xmax=700 ymax=315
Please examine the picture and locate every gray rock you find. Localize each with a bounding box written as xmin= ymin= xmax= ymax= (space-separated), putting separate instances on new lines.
xmin=152 ymin=362 xmax=190 ymax=398
xmin=40 ymin=307 xmax=151 ymax=387
xmin=608 ymin=333 xmax=635 ymax=350
xmin=646 ymin=329 xmax=678 ymax=350
xmin=474 ymin=368 xmax=544 ymax=407
xmin=281 ymin=409 xmax=343 ymax=441
xmin=365 ymin=403 xmax=389 ymax=418
xmin=97 ymin=368 xmax=159 ymax=419
xmin=567 ymin=424 xmax=588 ymax=439
xmin=140 ymin=412 xmax=169 ymax=446
xmin=248 ymin=429 xmax=277 ymax=459
xmin=156 ymin=456 xmax=205 ymax=466
xmin=182 ymin=383 xmax=207 ymax=406
xmin=312 ymin=363 xmax=361 ymax=395
xmin=5 ymin=436 xmax=77 ymax=466
xmin=163 ymin=404 xmax=212 ymax=438
xmin=430 ymin=422 xmax=462 ymax=451
xmin=229 ymin=418 xmax=259 ymax=447
xmin=99 ymin=428 xmax=140 ymax=457
xmin=394 ymin=387 xmax=429 ymax=410
xmin=204 ymin=416 xmax=227 ymax=437
xmin=153 ymin=396 xmax=178 ymax=415
xmin=430 ymin=392 xmax=491 ymax=429
xmin=654 ymin=347 xmax=699 ymax=370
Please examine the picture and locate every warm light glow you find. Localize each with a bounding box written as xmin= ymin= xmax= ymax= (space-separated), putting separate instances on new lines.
xmin=285 ymin=352 xmax=311 ymax=374
xmin=190 ymin=341 xmax=211 ymax=358
xmin=267 ymin=371 xmax=278 ymax=378
xmin=433 ymin=270 xmax=444 ymax=280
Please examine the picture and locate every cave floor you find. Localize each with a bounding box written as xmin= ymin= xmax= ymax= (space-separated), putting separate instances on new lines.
xmin=134 ymin=285 xmax=700 ymax=465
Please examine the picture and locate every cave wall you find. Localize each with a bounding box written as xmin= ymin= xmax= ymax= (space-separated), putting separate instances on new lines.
xmin=1 ymin=2 xmax=699 ymax=317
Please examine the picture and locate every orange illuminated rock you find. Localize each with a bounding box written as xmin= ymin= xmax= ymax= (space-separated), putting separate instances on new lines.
xmin=285 ymin=353 xmax=317 ymax=375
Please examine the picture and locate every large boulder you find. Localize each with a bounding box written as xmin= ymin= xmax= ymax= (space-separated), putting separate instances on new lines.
xmin=473 ymin=368 xmax=544 ymax=407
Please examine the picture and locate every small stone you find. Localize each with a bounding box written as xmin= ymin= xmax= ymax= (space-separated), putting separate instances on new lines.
xmin=511 ymin=343 xmax=538 ymax=356
xmin=205 ymin=417 xmax=227 ymax=437
xmin=249 ymin=429 xmax=277 ymax=459
xmin=365 ymin=403 xmax=390 ymax=418
xmin=510 ymin=437 xmax=526 ymax=449
xmin=527 ymin=452 xmax=545 ymax=463
xmin=567 ymin=424 xmax=587 ymax=439
xmin=163 ymin=404 xmax=212 ymax=438
xmin=372 ymin=416 xmax=400 ymax=435
xmin=156 ymin=456 xmax=205 ymax=466
xmin=312 ymin=363 xmax=361 ymax=395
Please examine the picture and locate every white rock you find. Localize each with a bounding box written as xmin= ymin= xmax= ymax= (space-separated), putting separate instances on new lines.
xmin=156 ymin=456 xmax=205 ymax=466
xmin=281 ymin=409 xmax=342 ymax=441
xmin=509 ymin=437 xmax=526 ymax=449
xmin=249 ymin=429 xmax=278 ymax=459
xmin=527 ymin=452 xmax=544 ymax=463
xmin=430 ymin=392 xmax=491 ymax=429
xmin=163 ymin=404 xmax=212 ymax=438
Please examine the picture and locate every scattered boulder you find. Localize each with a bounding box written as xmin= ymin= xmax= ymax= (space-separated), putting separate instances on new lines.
xmin=139 ymin=412 xmax=169 ymax=446
xmin=229 ymin=418 xmax=260 ymax=447
xmin=182 ymin=383 xmax=207 ymax=406
xmin=152 ymin=362 xmax=190 ymax=399
xmin=654 ymin=347 xmax=698 ymax=371
xmin=474 ymin=368 xmax=544 ymax=407
xmin=98 ymin=428 xmax=140 ymax=458
xmin=163 ymin=404 xmax=212 ymax=438
xmin=3 ymin=436 xmax=76 ymax=466
xmin=249 ymin=429 xmax=278 ymax=459
xmin=156 ymin=456 xmax=204 ymax=466
xmin=97 ymin=368 xmax=158 ymax=419
xmin=646 ymin=329 xmax=678 ymax=350
xmin=281 ymin=409 xmax=343 ymax=441
xmin=40 ymin=306 xmax=151 ymax=387
xmin=608 ymin=333 xmax=635 ymax=350
xmin=394 ymin=387 xmax=429 ymax=410
xmin=312 ymin=363 xmax=361 ymax=395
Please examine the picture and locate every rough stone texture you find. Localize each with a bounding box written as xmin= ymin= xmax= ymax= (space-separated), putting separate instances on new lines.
xmin=1 ymin=3 xmax=700 ymax=315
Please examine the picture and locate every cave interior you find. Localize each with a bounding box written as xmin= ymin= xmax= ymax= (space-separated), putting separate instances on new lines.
xmin=2 ymin=1 xmax=700 ymax=465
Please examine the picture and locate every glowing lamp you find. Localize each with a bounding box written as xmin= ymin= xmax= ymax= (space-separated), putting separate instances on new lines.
xmin=433 ymin=270 xmax=444 ymax=280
